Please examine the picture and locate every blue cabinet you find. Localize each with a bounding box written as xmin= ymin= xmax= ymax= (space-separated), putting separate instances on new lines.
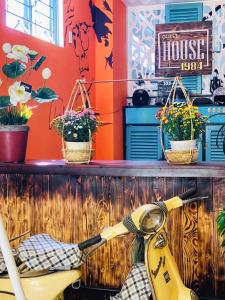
xmin=206 ymin=125 xmax=225 ymax=161
xmin=124 ymin=107 xmax=225 ymax=161
xmin=126 ymin=126 xmax=162 ymax=160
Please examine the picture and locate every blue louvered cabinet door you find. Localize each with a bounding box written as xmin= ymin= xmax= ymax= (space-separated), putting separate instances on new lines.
xmin=126 ymin=126 xmax=162 ymax=160
xmin=165 ymin=3 xmax=203 ymax=94
xmin=205 ymin=125 xmax=225 ymax=161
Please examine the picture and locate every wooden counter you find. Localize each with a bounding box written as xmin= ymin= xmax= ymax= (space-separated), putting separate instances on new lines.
xmin=1 ymin=160 xmax=225 ymax=177
xmin=0 ymin=160 xmax=224 ymax=298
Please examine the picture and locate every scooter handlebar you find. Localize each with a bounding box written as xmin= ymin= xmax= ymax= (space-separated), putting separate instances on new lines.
xmin=78 ymin=234 xmax=102 ymax=251
xmin=178 ymin=187 xmax=196 ymax=200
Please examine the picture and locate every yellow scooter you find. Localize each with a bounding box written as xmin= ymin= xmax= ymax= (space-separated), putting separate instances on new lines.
xmin=0 ymin=188 xmax=203 ymax=300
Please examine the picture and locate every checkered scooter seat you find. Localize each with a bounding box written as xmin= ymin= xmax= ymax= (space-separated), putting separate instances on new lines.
xmin=17 ymin=234 xmax=84 ymax=271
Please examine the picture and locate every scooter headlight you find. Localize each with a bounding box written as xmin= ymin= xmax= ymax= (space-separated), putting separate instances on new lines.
xmin=139 ymin=207 xmax=165 ymax=234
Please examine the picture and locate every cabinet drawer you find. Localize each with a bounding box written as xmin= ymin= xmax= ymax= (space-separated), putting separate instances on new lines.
xmin=125 ymin=107 xmax=159 ymax=124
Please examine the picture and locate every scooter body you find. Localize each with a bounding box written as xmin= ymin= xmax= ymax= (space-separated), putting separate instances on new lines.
xmin=145 ymin=229 xmax=198 ymax=300
xmin=0 ymin=269 xmax=81 ymax=300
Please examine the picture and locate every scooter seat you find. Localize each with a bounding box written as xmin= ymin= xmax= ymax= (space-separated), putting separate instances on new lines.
xmin=18 ymin=233 xmax=84 ymax=271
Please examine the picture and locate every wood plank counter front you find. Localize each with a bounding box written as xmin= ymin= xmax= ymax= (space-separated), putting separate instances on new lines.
xmin=0 ymin=161 xmax=224 ymax=298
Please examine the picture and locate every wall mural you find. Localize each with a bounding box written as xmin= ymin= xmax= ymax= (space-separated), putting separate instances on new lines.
xmin=128 ymin=1 xmax=225 ymax=96
xmin=64 ymin=0 xmax=113 ymax=79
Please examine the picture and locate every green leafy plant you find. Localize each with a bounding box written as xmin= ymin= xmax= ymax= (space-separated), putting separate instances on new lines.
xmin=51 ymin=108 xmax=101 ymax=142
xmin=156 ymin=103 xmax=208 ymax=141
xmin=217 ymin=208 xmax=225 ymax=250
xmin=0 ymin=104 xmax=32 ymax=125
xmin=0 ymin=42 xmax=58 ymax=125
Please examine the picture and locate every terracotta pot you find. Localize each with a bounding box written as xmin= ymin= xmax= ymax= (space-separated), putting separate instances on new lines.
xmin=0 ymin=125 xmax=29 ymax=162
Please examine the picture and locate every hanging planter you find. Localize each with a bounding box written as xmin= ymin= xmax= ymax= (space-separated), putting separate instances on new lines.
xmin=51 ymin=80 xmax=101 ymax=164
xmin=0 ymin=125 xmax=29 ymax=162
xmin=156 ymin=76 xmax=207 ymax=164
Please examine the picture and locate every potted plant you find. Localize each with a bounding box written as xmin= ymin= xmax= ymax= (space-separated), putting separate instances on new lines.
xmin=217 ymin=208 xmax=225 ymax=252
xmin=156 ymin=102 xmax=208 ymax=151
xmin=51 ymin=107 xmax=101 ymax=163
xmin=0 ymin=42 xmax=57 ymax=162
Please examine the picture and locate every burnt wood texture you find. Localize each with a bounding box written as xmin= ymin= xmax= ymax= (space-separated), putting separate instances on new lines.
xmin=0 ymin=162 xmax=224 ymax=298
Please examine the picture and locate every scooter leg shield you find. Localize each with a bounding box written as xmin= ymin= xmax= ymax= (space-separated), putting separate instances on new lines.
xmin=145 ymin=230 xmax=198 ymax=300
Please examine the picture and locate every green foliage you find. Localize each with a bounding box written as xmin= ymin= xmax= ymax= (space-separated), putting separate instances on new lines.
xmin=156 ymin=103 xmax=208 ymax=141
xmin=217 ymin=208 xmax=225 ymax=249
xmin=0 ymin=105 xmax=32 ymax=125
xmin=0 ymin=96 xmax=10 ymax=107
xmin=2 ymin=61 xmax=26 ymax=78
xmin=32 ymin=87 xmax=58 ymax=103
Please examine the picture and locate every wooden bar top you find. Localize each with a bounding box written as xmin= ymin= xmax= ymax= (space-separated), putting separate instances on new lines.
xmin=1 ymin=160 xmax=225 ymax=177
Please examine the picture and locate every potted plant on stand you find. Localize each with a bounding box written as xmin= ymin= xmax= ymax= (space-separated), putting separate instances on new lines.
xmin=51 ymin=107 xmax=101 ymax=163
xmin=0 ymin=42 xmax=57 ymax=162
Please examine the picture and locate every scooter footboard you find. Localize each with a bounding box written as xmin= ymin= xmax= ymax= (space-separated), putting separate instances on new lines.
xmin=145 ymin=230 xmax=198 ymax=300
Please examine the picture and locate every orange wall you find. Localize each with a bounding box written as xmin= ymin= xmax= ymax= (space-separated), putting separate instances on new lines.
xmin=0 ymin=0 xmax=95 ymax=160
xmin=113 ymin=0 xmax=127 ymax=159
xmin=0 ymin=0 xmax=127 ymax=160
xmin=95 ymin=0 xmax=127 ymax=160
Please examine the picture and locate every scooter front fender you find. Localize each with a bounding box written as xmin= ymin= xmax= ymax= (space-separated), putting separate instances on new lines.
xmin=145 ymin=229 xmax=198 ymax=300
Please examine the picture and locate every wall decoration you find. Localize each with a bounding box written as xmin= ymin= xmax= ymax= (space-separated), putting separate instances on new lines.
xmin=64 ymin=0 xmax=113 ymax=79
xmin=89 ymin=0 xmax=112 ymax=47
xmin=155 ymin=21 xmax=212 ymax=77
xmin=202 ymin=3 xmax=225 ymax=94
xmin=127 ymin=5 xmax=165 ymax=96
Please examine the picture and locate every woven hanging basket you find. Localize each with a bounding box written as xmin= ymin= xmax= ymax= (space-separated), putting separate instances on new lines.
xmin=62 ymin=80 xmax=92 ymax=164
xmin=160 ymin=76 xmax=199 ymax=165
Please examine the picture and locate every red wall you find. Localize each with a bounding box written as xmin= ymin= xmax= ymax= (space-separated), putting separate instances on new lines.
xmin=0 ymin=0 xmax=127 ymax=160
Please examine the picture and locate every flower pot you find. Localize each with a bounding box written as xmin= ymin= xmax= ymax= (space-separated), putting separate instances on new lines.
xmin=170 ymin=139 xmax=197 ymax=151
xmin=62 ymin=141 xmax=92 ymax=164
xmin=0 ymin=125 xmax=29 ymax=162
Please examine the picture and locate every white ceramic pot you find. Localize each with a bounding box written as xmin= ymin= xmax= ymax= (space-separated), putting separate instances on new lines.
xmin=65 ymin=141 xmax=91 ymax=151
xmin=170 ymin=139 xmax=197 ymax=151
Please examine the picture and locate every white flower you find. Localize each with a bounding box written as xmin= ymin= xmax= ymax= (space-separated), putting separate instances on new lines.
xmin=2 ymin=43 xmax=12 ymax=54
xmin=8 ymin=82 xmax=31 ymax=105
xmin=7 ymin=45 xmax=29 ymax=63
xmin=42 ymin=68 xmax=52 ymax=80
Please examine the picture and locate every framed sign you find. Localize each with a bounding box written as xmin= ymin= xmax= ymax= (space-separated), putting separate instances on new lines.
xmin=155 ymin=21 xmax=212 ymax=77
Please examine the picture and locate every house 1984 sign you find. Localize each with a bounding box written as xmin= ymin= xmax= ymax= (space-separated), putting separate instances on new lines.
xmin=155 ymin=21 xmax=212 ymax=77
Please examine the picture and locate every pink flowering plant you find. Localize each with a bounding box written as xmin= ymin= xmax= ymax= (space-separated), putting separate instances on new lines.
xmin=51 ymin=108 xmax=101 ymax=142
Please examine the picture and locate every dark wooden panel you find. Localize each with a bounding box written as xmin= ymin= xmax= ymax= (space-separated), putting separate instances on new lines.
xmin=0 ymin=174 xmax=224 ymax=298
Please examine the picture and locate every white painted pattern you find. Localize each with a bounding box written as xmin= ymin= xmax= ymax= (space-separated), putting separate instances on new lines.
xmin=128 ymin=1 xmax=225 ymax=97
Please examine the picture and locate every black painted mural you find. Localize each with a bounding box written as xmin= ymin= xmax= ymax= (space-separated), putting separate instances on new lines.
xmin=64 ymin=0 xmax=113 ymax=78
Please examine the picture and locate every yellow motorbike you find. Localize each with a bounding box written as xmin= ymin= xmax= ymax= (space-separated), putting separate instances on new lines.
xmin=0 ymin=188 xmax=203 ymax=300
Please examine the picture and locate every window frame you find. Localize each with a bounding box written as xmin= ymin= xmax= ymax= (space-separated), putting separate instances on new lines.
xmin=6 ymin=0 xmax=62 ymax=46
